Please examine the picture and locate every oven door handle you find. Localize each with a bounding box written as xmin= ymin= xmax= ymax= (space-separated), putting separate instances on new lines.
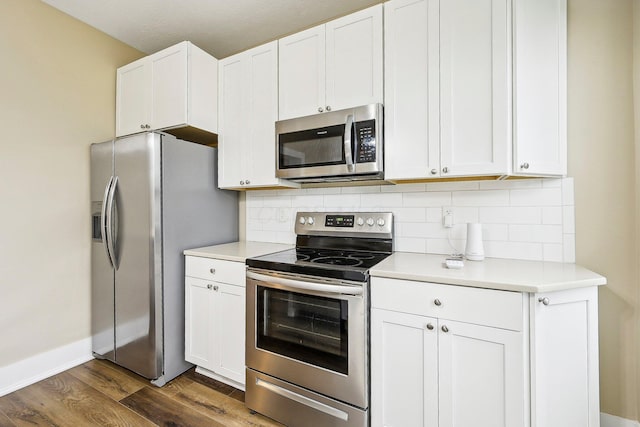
xmin=247 ymin=271 xmax=363 ymax=296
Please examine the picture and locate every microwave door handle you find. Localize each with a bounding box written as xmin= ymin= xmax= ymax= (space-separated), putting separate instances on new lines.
xmin=344 ymin=114 xmax=355 ymax=172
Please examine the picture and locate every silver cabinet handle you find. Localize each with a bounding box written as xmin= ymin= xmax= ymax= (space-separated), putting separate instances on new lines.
xmin=213 ymin=285 xmax=219 ymax=291
xmin=318 ymin=107 xmax=324 ymax=113
xmin=520 ymin=162 xmax=530 ymax=169
xmin=430 ymin=169 xmax=437 ymax=175
xmin=209 ymin=268 xmax=216 ymax=274
xmin=538 ymin=297 xmax=550 ymax=305
xmin=326 ymin=105 xmax=332 ymax=111
xmin=434 ymin=299 xmax=442 ymax=306
xmin=207 ymin=284 xmax=213 ymax=290
xmin=442 ymin=167 xmax=449 ymax=174
xmin=426 ymin=323 xmax=434 ymax=330
xmin=441 ymin=325 xmax=449 ymax=333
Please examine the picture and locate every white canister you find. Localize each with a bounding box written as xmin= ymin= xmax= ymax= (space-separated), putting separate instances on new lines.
xmin=465 ymin=223 xmax=484 ymax=261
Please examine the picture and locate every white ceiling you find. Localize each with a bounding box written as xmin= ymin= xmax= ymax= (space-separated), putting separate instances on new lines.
xmin=41 ymin=0 xmax=383 ymax=59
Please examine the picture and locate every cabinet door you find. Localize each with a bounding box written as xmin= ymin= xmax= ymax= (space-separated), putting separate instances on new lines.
xmin=513 ymin=0 xmax=567 ymax=176
xmin=213 ymin=283 xmax=246 ymax=386
xmin=384 ymin=0 xmax=440 ymax=180
xmin=279 ymin=25 xmax=326 ymax=120
xmin=371 ymin=309 xmax=438 ymax=427
xmin=438 ymin=320 xmax=524 ymax=427
xmin=184 ymin=276 xmax=213 ymax=369
xmin=325 ymin=4 xmax=383 ymax=113
xmin=218 ymin=55 xmax=247 ymax=189
xmin=116 ymin=58 xmax=151 ymax=137
xmin=150 ymin=42 xmax=188 ymax=130
xmin=530 ymin=287 xmax=599 ymax=427
xmin=439 ymin=0 xmax=509 ymax=177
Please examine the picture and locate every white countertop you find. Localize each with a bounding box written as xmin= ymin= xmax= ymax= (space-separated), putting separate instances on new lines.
xmin=370 ymin=252 xmax=606 ymax=293
xmin=184 ymin=241 xmax=293 ymax=262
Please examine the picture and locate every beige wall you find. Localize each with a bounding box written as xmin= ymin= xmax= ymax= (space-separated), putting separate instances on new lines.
xmin=0 ymin=0 xmax=142 ymax=366
xmin=568 ymin=0 xmax=639 ymax=421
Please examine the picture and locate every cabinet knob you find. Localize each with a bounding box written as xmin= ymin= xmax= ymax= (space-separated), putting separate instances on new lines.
xmin=442 ymin=167 xmax=449 ymax=174
xmin=318 ymin=107 xmax=324 ymax=113
xmin=147 ymin=124 xmax=151 ymax=129
xmin=140 ymin=124 xmax=145 ymax=129
xmin=520 ymin=162 xmax=530 ymax=170
xmin=326 ymin=105 xmax=332 ymax=112
xmin=240 ymin=180 xmax=245 ymax=185
xmin=538 ymin=297 xmax=550 ymax=306
xmin=430 ymin=169 xmax=437 ymax=175
xmin=245 ymin=179 xmax=250 ymax=185
xmin=209 ymin=268 xmax=216 ymax=274
xmin=207 ymin=284 xmax=213 ymax=290
xmin=441 ymin=325 xmax=449 ymax=333
xmin=434 ymin=299 xmax=442 ymax=306
xmin=213 ymin=285 xmax=219 ymax=291
xmin=426 ymin=323 xmax=434 ymax=330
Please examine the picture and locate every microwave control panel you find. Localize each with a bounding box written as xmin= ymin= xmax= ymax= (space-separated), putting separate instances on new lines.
xmin=355 ymin=119 xmax=376 ymax=163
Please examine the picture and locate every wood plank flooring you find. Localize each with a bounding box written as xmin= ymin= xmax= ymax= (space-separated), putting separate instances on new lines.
xmin=0 ymin=359 xmax=284 ymax=427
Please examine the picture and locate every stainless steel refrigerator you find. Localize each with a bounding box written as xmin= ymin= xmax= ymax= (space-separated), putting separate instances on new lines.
xmin=90 ymin=132 xmax=238 ymax=386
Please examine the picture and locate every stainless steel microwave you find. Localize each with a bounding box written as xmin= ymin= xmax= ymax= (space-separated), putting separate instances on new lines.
xmin=276 ymin=103 xmax=383 ymax=183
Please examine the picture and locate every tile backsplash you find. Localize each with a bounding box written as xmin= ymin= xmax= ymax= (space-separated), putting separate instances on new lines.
xmin=245 ymin=178 xmax=576 ymax=263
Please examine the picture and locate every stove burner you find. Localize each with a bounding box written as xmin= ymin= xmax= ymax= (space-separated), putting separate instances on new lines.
xmin=312 ymin=256 xmax=363 ymax=267
xmin=347 ymin=253 xmax=376 ymax=260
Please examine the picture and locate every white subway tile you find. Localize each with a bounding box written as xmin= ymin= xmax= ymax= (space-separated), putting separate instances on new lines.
xmin=479 ymin=179 xmax=542 ymax=190
xmin=254 ymin=189 xmax=280 ymax=197
xmin=404 ymin=191 xmax=452 ymax=207
xmin=562 ymin=206 xmax=575 ymax=234
xmin=246 ymin=218 xmax=262 ymax=231
xmin=305 ymin=187 xmax=342 ymax=195
xmin=341 ymin=185 xmax=380 ymax=194
xmin=247 ymin=230 xmax=279 ymax=243
xmin=275 ymin=231 xmax=296 ymax=244
xmin=509 ymin=224 xmax=563 ymax=243
xmin=263 ymin=219 xmax=292 ymax=232
xmin=452 ymin=190 xmax=509 ymax=206
xmin=246 ymin=194 xmax=264 ymax=208
xmin=426 ymin=208 xmax=443 ymax=223
xmin=479 ymin=207 xmax=541 ymax=224
xmin=541 ymin=178 xmax=562 ymax=188
xmin=392 ymin=208 xmax=427 ymax=223
xmin=451 ymin=207 xmax=479 ymax=225
xmin=262 ymin=196 xmax=293 ymax=207
xmin=277 ymin=188 xmax=305 ymax=196
xmin=562 ymin=177 xmax=575 ymax=206
xmin=426 ymin=239 xmax=465 ymax=256
xmin=563 ymin=234 xmax=576 ymax=263
xmin=397 ymin=222 xmax=448 ymax=239
xmin=543 ymin=244 xmax=563 ymax=262
xmin=323 ymin=194 xmax=361 ymax=208
xmin=395 ymin=237 xmax=427 ymax=253
xmin=361 ymin=192 xmax=404 ymax=208
xmin=481 ymin=224 xmax=509 ymax=241
xmin=426 ymin=181 xmax=480 ymax=191
xmin=291 ymin=195 xmax=324 ymax=208
xmin=382 ymin=183 xmax=426 ymax=193
xmin=510 ymin=187 xmax=562 ymax=207
xmin=484 ymin=241 xmax=543 ymax=261
xmin=542 ymin=207 xmax=562 ymax=225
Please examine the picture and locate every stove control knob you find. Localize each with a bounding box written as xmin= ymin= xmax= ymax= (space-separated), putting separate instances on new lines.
xmin=307 ymin=217 xmax=315 ymax=225
xmin=366 ymin=218 xmax=375 ymax=227
xmin=377 ymin=218 xmax=386 ymax=227
xmin=356 ymin=217 xmax=365 ymax=226
xmin=299 ymin=217 xmax=306 ymax=225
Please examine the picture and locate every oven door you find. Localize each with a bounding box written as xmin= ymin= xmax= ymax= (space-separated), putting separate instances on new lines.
xmin=246 ymin=269 xmax=368 ymax=409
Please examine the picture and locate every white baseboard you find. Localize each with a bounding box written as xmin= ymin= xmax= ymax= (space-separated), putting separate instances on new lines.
xmin=602 ymin=413 xmax=640 ymax=427
xmin=0 ymin=338 xmax=93 ymax=397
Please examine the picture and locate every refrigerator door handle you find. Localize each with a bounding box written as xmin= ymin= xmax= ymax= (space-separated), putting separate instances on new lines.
xmin=105 ymin=175 xmax=119 ymax=270
xmin=101 ymin=176 xmax=115 ymax=269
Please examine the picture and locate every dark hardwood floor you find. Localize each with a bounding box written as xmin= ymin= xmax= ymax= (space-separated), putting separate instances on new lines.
xmin=0 ymin=359 xmax=284 ymax=426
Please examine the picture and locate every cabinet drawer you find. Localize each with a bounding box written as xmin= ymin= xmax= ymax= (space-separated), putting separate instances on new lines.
xmin=185 ymin=256 xmax=245 ymax=286
xmin=371 ymin=277 xmax=524 ymax=331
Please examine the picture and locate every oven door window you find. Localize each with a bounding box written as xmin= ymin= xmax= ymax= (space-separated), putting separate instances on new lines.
xmin=257 ymin=286 xmax=348 ymax=375
xmin=278 ymin=124 xmax=347 ymax=169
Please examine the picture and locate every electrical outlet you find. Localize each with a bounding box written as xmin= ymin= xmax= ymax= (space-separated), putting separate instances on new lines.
xmin=442 ymin=208 xmax=454 ymax=228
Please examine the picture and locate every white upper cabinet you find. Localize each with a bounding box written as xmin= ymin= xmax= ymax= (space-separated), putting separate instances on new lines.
xmin=385 ymin=0 xmax=509 ymax=180
xmin=278 ymin=5 xmax=383 ymax=120
xmin=513 ymin=0 xmax=567 ymax=176
xmin=385 ymin=0 xmax=567 ymax=181
xmin=218 ymin=41 xmax=297 ymax=190
xmin=116 ymin=41 xmax=218 ymax=139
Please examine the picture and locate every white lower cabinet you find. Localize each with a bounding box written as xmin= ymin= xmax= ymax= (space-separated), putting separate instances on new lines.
xmin=371 ymin=277 xmax=599 ymax=427
xmin=185 ymin=256 xmax=246 ymax=389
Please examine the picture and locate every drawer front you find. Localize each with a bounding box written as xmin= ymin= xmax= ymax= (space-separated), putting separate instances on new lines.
xmin=185 ymin=256 xmax=245 ymax=286
xmin=371 ymin=277 xmax=523 ymax=331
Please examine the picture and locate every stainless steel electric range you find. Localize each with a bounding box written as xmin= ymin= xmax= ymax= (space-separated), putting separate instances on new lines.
xmin=245 ymin=211 xmax=393 ymax=427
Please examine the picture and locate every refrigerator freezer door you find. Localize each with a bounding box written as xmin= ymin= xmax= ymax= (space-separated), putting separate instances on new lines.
xmin=113 ymin=133 xmax=163 ymax=380
xmin=90 ymin=141 xmax=116 ymax=360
